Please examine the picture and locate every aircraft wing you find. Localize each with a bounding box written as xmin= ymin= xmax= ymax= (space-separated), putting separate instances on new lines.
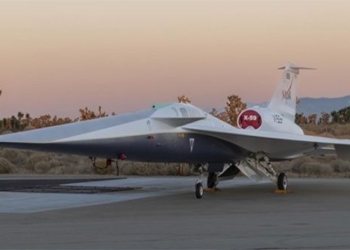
xmin=183 ymin=123 xmax=350 ymax=160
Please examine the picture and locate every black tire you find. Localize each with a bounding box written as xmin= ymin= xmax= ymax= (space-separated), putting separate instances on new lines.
xmin=207 ymin=172 xmax=218 ymax=188
xmin=195 ymin=182 xmax=203 ymax=199
xmin=277 ymin=172 xmax=288 ymax=190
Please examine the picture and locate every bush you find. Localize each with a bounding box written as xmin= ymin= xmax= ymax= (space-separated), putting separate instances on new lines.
xmin=26 ymin=154 xmax=50 ymax=172
xmin=47 ymin=166 xmax=65 ymax=175
xmin=288 ymin=156 xmax=314 ymax=174
xmin=331 ymin=159 xmax=350 ymax=173
xmin=0 ymin=157 xmax=17 ymax=174
xmin=0 ymin=148 xmax=28 ymax=167
xmin=34 ymin=161 xmax=51 ymax=174
xmin=49 ymin=159 xmax=62 ymax=169
xmin=299 ymin=161 xmax=333 ymax=176
xmin=119 ymin=161 xmax=192 ymax=176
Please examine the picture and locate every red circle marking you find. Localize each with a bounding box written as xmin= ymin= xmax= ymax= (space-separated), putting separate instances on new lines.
xmin=238 ymin=110 xmax=262 ymax=129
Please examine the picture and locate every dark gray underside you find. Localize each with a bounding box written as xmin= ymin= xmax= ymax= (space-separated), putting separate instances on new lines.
xmin=1 ymin=132 xmax=247 ymax=164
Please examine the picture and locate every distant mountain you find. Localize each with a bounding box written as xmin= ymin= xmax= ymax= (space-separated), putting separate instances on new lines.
xmin=297 ymin=96 xmax=350 ymax=116
xmin=248 ymin=95 xmax=350 ymax=117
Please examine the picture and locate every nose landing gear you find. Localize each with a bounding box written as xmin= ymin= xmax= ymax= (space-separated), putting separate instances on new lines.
xmin=195 ymin=181 xmax=203 ymax=199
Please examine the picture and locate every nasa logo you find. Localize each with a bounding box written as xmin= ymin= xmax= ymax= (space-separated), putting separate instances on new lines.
xmin=282 ymin=78 xmax=293 ymax=100
xmin=282 ymin=89 xmax=291 ymax=100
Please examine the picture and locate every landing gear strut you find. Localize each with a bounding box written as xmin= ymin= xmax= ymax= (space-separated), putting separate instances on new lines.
xmin=238 ymin=152 xmax=290 ymax=192
xmin=88 ymin=157 xmax=120 ymax=176
xmin=207 ymin=172 xmax=218 ymax=189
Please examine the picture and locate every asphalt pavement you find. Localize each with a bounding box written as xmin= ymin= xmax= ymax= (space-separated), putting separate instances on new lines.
xmin=0 ymin=176 xmax=350 ymax=249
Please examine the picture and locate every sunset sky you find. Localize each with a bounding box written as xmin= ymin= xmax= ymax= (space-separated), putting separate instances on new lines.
xmin=1 ymin=0 xmax=350 ymax=118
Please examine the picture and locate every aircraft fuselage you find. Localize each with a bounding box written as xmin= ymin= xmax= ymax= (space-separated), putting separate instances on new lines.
xmin=51 ymin=132 xmax=246 ymax=163
xmin=0 ymin=107 xmax=247 ymax=164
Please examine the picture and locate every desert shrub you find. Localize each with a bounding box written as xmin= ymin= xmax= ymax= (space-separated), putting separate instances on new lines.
xmin=119 ymin=161 xmax=136 ymax=175
xmin=76 ymin=158 xmax=94 ymax=174
xmin=53 ymin=155 xmax=91 ymax=171
xmin=49 ymin=159 xmax=62 ymax=169
xmin=313 ymin=155 xmax=337 ymax=164
xmin=319 ymin=132 xmax=335 ymax=138
xmin=0 ymin=157 xmax=17 ymax=174
xmin=302 ymin=124 xmax=334 ymax=137
xmin=43 ymin=155 xmax=93 ymax=174
xmin=164 ymin=163 xmax=192 ymax=176
xmin=55 ymin=155 xmax=78 ymax=167
xmin=130 ymin=162 xmax=154 ymax=176
xmin=303 ymin=130 xmax=317 ymax=136
xmin=331 ymin=159 xmax=350 ymax=173
xmin=0 ymin=149 xmax=28 ymax=167
xmin=47 ymin=166 xmax=65 ymax=175
xmin=299 ymin=161 xmax=333 ymax=176
xmin=119 ymin=161 xmax=192 ymax=176
xmin=26 ymin=154 xmax=50 ymax=172
xmin=288 ymin=156 xmax=314 ymax=173
xmin=274 ymin=161 xmax=292 ymax=173
xmin=34 ymin=161 xmax=51 ymax=174
xmin=0 ymin=148 xmax=18 ymax=160
xmin=74 ymin=162 xmax=94 ymax=174
xmin=329 ymin=124 xmax=350 ymax=138
xmin=301 ymin=124 xmax=350 ymax=139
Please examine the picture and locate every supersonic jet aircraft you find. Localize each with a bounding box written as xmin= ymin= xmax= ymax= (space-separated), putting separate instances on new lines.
xmin=1 ymin=62 xmax=350 ymax=198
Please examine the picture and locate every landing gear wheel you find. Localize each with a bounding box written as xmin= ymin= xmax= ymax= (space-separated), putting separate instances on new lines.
xmin=195 ymin=182 xmax=203 ymax=199
xmin=207 ymin=172 xmax=218 ymax=188
xmin=277 ymin=172 xmax=288 ymax=190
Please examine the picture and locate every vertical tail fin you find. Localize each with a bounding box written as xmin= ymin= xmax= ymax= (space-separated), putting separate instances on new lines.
xmin=267 ymin=62 xmax=315 ymax=121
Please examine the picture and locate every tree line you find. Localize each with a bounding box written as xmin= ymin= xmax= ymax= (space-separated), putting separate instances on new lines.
xmin=179 ymin=94 xmax=350 ymax=126
xmin=1 ymin=92 xmax=350 ymax=133
xmin=0 ymin=106 xmax=109 ymax=132
xmin=295 ymin=107 xmax=350 ymax=125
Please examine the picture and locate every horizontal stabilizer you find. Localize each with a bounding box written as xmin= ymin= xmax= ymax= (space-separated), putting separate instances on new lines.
xmin=278 ymin=66 xmax=316 ymax=70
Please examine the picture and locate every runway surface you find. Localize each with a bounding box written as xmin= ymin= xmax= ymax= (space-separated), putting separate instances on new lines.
xmin=1 ymin=175 xmax=350 ymax=249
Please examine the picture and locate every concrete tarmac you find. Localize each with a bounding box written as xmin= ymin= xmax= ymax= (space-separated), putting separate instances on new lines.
xmin=1 ymin=176 xmax=350 ymax=249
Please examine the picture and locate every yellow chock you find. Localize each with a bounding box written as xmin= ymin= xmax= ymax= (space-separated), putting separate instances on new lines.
xmin=274 ymin=189 xmax=292 ymax=194
xmin=204 ymin=187 xmax=221 ymax=192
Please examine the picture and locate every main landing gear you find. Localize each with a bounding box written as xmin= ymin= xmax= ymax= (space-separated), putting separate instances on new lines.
xmin=207 ymin=172 xmax=218 ymax=189
xmin=192 ymin=155 xmax=289 ymax=199
xmin=239 ymin=152 xmax=289 ymax=192
xmin=277 ymin=172 xmax=288 ymax=191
